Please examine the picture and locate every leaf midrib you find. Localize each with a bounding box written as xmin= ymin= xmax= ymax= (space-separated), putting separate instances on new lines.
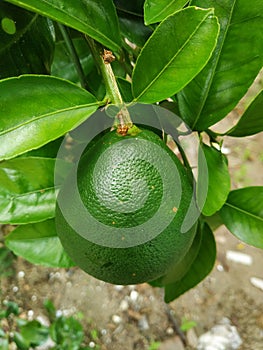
xmin=0 ymin=102 xmax=99 ymax=136
xmin=225 ymin=202 xmax=263 ymax=222
xmin=0 ymin=186 xmax=57 ymax=202
xmin=134 ymin=9 xmax=212 ymax=101
xmin=191 ymin=0 xmax=237 ymax=129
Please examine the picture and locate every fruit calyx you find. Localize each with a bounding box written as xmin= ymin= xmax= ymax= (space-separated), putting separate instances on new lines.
xmin=113 ymin=105 xmax=141 ymax=137
xmin=116 ymin=122 xmax=141 ymax=137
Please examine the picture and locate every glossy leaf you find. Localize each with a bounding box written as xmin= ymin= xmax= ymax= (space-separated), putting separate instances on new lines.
xmin=5 ymin=219 xmax=75 ymax=268
xmin=0 ymin=157 xmax=71 ymax=224
xmin=144 ymin=0 xmax=188 ymax=25
xmin=51 ymin=37 xmax=94 ymax=83
xmin=227 ymin=90 xmax=263 ymax=137
xmin=118 ymin=12 xmax=152 ymax=48
xmin=0 ymin=2 xmax=55 ymax=78
xmin=132 ymin=7 xmax=219 ymax=103
xmin=198 ymin=144 xmax=230 ymax=216
xmin=220 ymin=187 xmax=263 ymax=249
xmin=5 ymin=0 xmax=121 ymax=51
xmin=150 ymin=224 xmax=202 ymax=287
xmin=0 ymin=75 xmax=99 ymax=161
xmin=164 ymin=223 xmax=216 ymax=302
xmin=20 ymin=321 xmax=49 ymax=347
xmin=21 ymin=137 xmax=64 ymax=158
xmin=114 ymin=0 xmax=144 ymax=16
xmin=178 ymin=0 xmax=263 ymax=130
xmin=117 ymin=77 xmax=133 ymax=102
xmin=86 ymin=65 xmax=106 ymax=101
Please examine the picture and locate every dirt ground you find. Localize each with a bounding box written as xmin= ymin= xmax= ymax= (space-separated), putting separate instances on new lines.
xmin=1 ymin=76 xmax=263 ymax=350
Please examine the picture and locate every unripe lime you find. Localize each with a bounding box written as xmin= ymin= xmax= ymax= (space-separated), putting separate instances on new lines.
xmin=56 ymin=127 xmax=197 ymax=284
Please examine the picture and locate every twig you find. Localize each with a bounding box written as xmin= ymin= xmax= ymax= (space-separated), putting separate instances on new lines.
xmin=165 ymin=303 xmax=187 ymax=346
xmin=58 ymin=23 xmax=88 ymax=90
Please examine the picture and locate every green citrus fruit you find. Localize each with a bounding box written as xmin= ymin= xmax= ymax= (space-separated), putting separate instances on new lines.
xmin=56 ymin=127 xmax=197 ymax=285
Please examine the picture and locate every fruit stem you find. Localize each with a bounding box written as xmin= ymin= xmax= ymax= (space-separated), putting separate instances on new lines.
xmin=86 ymin=37 xmax=133 ymax=130
xmin=58 ymin=24 xmax=88 ymax=90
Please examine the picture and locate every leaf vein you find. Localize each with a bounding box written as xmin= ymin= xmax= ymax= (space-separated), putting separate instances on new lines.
xmin=135 ymin=11 xmax=211 ymax=101
xmin=225 ymin=202 xmax=263 ymax=222
xmin=0 ymin=102 xmax=99 ymax=136
xmin=191 ymin=0 xmax=237 ymax=129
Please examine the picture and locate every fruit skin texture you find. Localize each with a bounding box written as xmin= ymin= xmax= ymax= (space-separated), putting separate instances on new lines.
xmin=56 ymin=127 xmax=197 ymax=285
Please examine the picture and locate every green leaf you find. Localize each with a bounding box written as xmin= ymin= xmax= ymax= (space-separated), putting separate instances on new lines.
xmin=20 ymin=321 xmax=49 ymax=347
xmin=164 ymin=223 xmax=216 ymax=302
xmin=114 ymin=0 xmax=144 ymax=16
xmin=85 ymin=65 xmax=106 ymax=101
xmin=5 ymin=0 xmax=121 ymax=52
xmin=0 ymin=75 xmax=99 ymax=161
xmin=198 ymin=144 xmax=230 ymax=216
xmin=178 ymin=0 xmax=263 ymax=130
xmin=117 ymin=77 xmax=133 ymax=102
xmin=180 ymin=318 xmax=197 ymax=332
xmin=0 ymin=2 xmax=55 ymax=78
xmin=144 ymin=0 xmax=188 ymax=25
xmin=4 ymin=301 xmax=20 ymax=317
xmin=13 ymin=332 xmax=29 ymax=350
xmin=0 ymin=157 xmax=71 ymax=224
xmin=51 ymin=37 xmax=94 ymax=83
xmin=0 ymin=246 xmax=15 ymax=277
xmin=132 ymin=7 xmax=219 ymax=103
xmin=220 ymin=187 xmax=263 ymax=249
xmin=5 ymin=219 xmax=75 ymax=267
xmin=118 ymin=11 xmax=152 ymax=48
xmin=227 ymin=90 xmax=263 ymax=137
xmin=150 ymin=223 xmax=202 ymax=287
xmin=43 ymin=299 xmax=57 ymax=322
xmin=50 ymin=316 xmax=84 ymax=347
xmin=21 ymin=137 xmax=64 ymax=158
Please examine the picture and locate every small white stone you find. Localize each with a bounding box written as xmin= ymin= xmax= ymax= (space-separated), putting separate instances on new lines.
xmin=56 ymin=310 xmax=63 ymax=317
xmin=12 ymin=286 xmax=19 ymax=293
xmin=221 ymin=146 xmax=231 ymax=155
xmin=112 ymin=314 xmax=122 ymax=324
xmin=17 ymin=271 xmax=25 ymax=278
xmin=217 ymin=264 xmax=224 ymax=272
xmin=31 ymin=295 xmax=37 ymax=302
xmin=250 ymin=277 xmax=263 ymax=291
xmin=226 ymin=250 xmax=253 ymax=265
xmin=89 ymin=341 xmax=96 ymax=348
xmin=197 ymin=319 xmax=242 ymax=350
xmin=114 ymin=285 xmax=124 ymax=291
xmin=130 ymin=290 xmax=139 ymax=302
xmin=101 ymin=329 xmax=107 ymax=336
xmin=166 ymin=326 xmax=174 ymax=335
xmin=36 ymin=315 xmax=50 ymax=327
xmin=35 ymin=337 xmax=56 ymax=350
xmin=120 ymin=299 xmax=129 ymax=311
xmin=138 ymin=315 xmax=149 ymax=331
xmin=28 ymin=310 xmax=34 ymax=320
